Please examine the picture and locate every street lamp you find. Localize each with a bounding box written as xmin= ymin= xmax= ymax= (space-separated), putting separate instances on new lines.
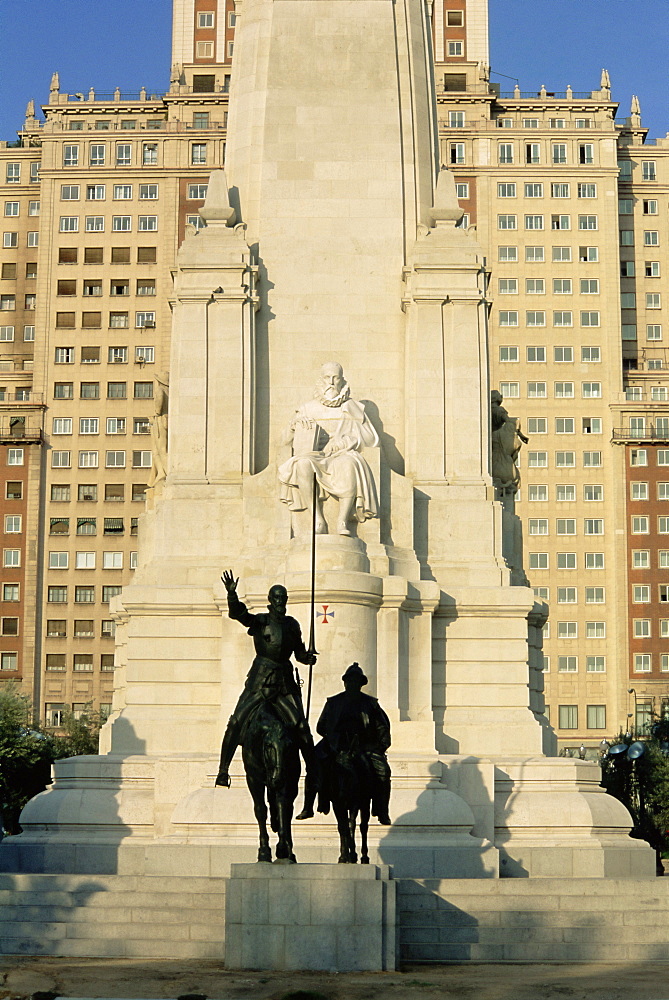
xmin=628 ymin=688 xmax=637 ymax=736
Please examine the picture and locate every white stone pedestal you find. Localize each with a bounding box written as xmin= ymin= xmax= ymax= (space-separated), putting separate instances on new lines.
xmin=225 ymin=863 xmax=396 ymax=971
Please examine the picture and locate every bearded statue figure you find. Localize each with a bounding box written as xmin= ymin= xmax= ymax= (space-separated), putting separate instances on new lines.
xmin=278 ymin=362 xmax=379 ymax=536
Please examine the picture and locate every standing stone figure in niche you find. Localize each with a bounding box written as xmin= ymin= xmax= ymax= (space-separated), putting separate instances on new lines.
xmin=298 ymin=662 xmax=391 ymax=864
xmin=147 ymin=372 xmax=169 ymax=489
xmin=278 ymin=362 xmax=379 ymax=536
xmin=215 ymin=572 xmax=316 ymax=862
xmin=490 ymin=389 xmax=528 ymax=506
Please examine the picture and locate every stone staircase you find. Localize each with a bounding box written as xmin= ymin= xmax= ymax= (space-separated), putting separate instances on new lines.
xmin=0 ymin=874 xmax=226 ymax=958
xmin=3 ymin=873 xmax=668 ymax=963
xmin=398 ymin=878 xmax=669 ymax=963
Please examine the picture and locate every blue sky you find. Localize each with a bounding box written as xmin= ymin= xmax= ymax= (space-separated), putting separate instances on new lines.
xmin=0 ymin=0 xmax=667 ymax=141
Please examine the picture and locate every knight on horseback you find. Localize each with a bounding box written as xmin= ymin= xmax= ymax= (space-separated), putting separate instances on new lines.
xmin=215 ymin=571 xmax=317 ymax=791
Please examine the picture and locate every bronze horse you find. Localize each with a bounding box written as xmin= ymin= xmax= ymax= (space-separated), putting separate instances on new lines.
xmin=241 ymin=702 xmax=301 ymax=863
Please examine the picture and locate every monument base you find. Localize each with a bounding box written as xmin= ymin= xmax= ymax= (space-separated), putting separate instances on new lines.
xmin=225 ymin=863 xmax=396 ymax=971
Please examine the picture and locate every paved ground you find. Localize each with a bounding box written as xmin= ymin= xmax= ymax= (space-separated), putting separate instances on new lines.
xmin=2 ymin=959 xmax=669 ymax=1000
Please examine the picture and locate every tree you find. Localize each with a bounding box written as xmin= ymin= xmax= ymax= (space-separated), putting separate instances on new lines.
xmin=600 ymin=720 xmax=669 ymax=867
xmin=0 ymin=686 xmax=104 ymax=835
xmin=0 ymin=683 xmax=56 ymax=835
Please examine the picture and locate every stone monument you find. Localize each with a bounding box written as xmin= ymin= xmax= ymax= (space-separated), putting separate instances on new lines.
xmin=4 ymin=0 xmax=654 ymax=888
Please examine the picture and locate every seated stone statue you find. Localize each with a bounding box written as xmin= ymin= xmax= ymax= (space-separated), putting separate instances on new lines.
xmin=278 ymin=362 xmax=379 ymax=536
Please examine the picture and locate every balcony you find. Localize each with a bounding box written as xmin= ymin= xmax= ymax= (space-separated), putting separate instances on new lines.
xmin=613 ymin=425 xmax=669 ymax=442
xmin=0 ymin=417 xmax=43 ymax=442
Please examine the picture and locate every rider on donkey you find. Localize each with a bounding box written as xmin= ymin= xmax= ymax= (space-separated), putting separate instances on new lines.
xmin=215 ymin=570 xmax=317 ymax=794
xmin=298 ymin=662 xmax=392 ymax=825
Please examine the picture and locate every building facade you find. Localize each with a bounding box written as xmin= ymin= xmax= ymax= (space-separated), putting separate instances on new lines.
xmin=1 ymin=0 xmax=667 ymax=746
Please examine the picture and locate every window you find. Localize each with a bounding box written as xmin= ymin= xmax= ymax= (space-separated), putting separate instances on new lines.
xmin=527 ymin=418 xmax=547 ymax=434
xmin=106 ymin=450 xmax=126 ymax=468
xmin=497 ymin=215 xmax=517 ymax=230
xmin=558 ymin=655 xmax=577 ymax=671
xmin=133 ymin=382 xmax=153 ymax=399
xmin=449 ymin=143 xmax=465 ymax=165
xmin=78 ymin=451 xmax=98 ymax=469
xmin=85 ymin=216 xmax=104 ymax=232
xmin=142 ymin=143 xmax=158 ymax=166
xmin=630 ymin=450 xmax=647 ymax=468
xmin=102 ymin=585 xmax=122 ymax=604
xmin=641 ymin=160 xmax=657 ymax=181
xmin=557 ymin=552 xmax=577 ymax=569
xmin=633 ymin=584 xmax=650 ymax=604
xmin=79 ymin=417 xmax=99 ymax=436
xmin=52 ymin=417 xmax=72 ymax=436
xmin=585 ymin=587 xmax=605 ymax=604
xmin=558 ymin=705 xmax=578 ymax=729
xmin=192 ymin=111 xmax=210 ymax=129
xmin=587 ymin=705 xmax=606 ymax=729
xmin=580 ymin=384 xmax=602 ymax=404
xmin=75 ymin=551 xmax=95 ymax=570
xmin=644 ymin=231 xmax=659 ymax=247
xmin=133 ymin=417 xmax=150 ymax=435
xmin=526 ymin=346 xmax=546 ymax=362
xmin=634 ymin=654 xmax=651 ymax=673
xmin=132 ymin=450 xmax=152 ymax=468
xmin=525 ymin=247 xmax=544 ymax=262
xmin=554 ymin=347 xmax=573 ymax=363
xmin=113 ymin=144 xmax=130 ymax=167
xmin=552 ymin=247 xmax=571 ymax=262
xmin=7 ymin=448 xmax=24 ymax=466
xmin=455 ymin=183 xmax=469 ymax=199
xmin=643 ymin=199 xmax=658 ymax=216
xmin=528 ymin=519 xmax=548 ymax=535
xmin=449 ymin=111 xmax=466 ymax=128
xmin=192 ymin=143 xmax=207 ymax=165
xmin=555 ymin=452 xmax=575 ymax=468
xmin=135 ymin=346 xmax=155 ymax=365
xmin=86 ymin=184 xmax=106 ymax=201
xmin=581 ymin=347 xmax=601 ymax=365
xmin=137 ymin=247 xmax=156 ymax=264
xmin=647 ymin=293 xmax=662 ymax=310
xmin=525 ymin=215 xmax=544 ymax=231
xmin=138 ymin=216 xmax=157 ymax=232
xmin=3 ymin=549 xmax=20 ymax=568
xmin=51 ymin=451 xmax=71 ymax=470
xmin=528 ymin=452 xmax=547 ymax=468
xmin=132 ymin=484 xmax=147 ymax=502
xmin=556 ymin=418 xmax=575 ymax=434
xmin=528 ymin=485 xmax=548 ymax=502
xmin=498 ymin=246 xmax=517 ymax=262
xmin=556 ymin=519 xmax=576 ymax=536
xmin=557 ymin=622 xmax=577 ymax=639
xmin=107 ymin=417 xmax=126 ymax=435
xmin=73 ymin=654 xmax=94 ymax=672
xmin=107 ymin=382 xmax=127 ymax=399
xmin=0 ymin=325 xmax=14 ymax=342
xmin=582 ymin=484 xmax=602 ymax=502
xmin=84 ymin=247 xmax=103 ymax=264
xmin=526 ymin=143 xmax=540 ymax=164
xmin=112 ymin=216 xmax=131 ymax=232
xmin=525 ymin=279 xmax=545 ymax=295
xmin=103 ymin=551 xmax=123 ymax=570
xmin=621 ymin=260 xmax=635 ymax=277
xmin=551 ymin=215 xmax=570 ymax=231
xmin=4 ymin=515 xmax=21 ymax=533
xmin=554 ymin=382 xmax=574 ymax=398
xmin=553 ymin=279 xmax=572 ymax=295
xmin=135 ymin=311 xmax=155 ymax=328
xmin=550 ymin=183 xmax=569 ymax=199
xmin=82 ymin=312 xmax=101 ymax=329
xmin=447 ymin=40 xmax=463 ymax=56
xmin=105 ymin=484 xmax=124 ymax=502
xmin=527 ymin=382 xmax=546 ymax=398
xmin=553 ymin=311 xmax=572 ymax=327
xmin=578 ymin=216 xmax=598 ymax=232
xmin=498 ymin=279 xmax=517 ymax=294
xmin=584 ymin=518 xmax=603 ymax=535
xmin=108 ymin=347 xmax=128 ymax=363
xmin=659 ymin=451 xmax=669 ymax=466
xmin=499 ymin=346 xmax=518 ymax=362
xmin=552 ymin=144 xmax=567 ymax=165
xmin=113 ymin=184 xmax=132 ymax=201
xmin=109 ymin=313 xmax=129 ymax=330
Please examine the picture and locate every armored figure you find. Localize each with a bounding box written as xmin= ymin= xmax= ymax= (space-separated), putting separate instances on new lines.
xmin=215 ymin=571 xmax=317 ymax=789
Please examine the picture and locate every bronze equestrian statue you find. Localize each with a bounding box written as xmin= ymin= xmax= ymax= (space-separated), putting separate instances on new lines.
xmin=215 ymin=570 xmax=316 ymax=863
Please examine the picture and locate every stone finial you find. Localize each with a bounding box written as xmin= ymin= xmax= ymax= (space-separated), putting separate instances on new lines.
xmin=566 ymin=85 xmax=572 ymax=99
xmin=600 ymin=68 xmax=611 ymax=90
xmin=430 ymin=167 xmax=464 ymax=227
xmin=539 ymin=84 xmax=547 ymax=98
xmin=50 ymin=71 xmax=60 ymax=94
xmin=631 ymin=94 xmax=641 ymax=116
xmin=199 ymin=169 xmax=236 ymax=226
xmin=513 ymin=84 xmax=520 ymax=98
xmin=25 ymin=99 xmax=35 ymax=120
xmin=88 ymin=88 xmax=95 ymax=101
xmin=114 ymin=87 xmax=121 ymax=102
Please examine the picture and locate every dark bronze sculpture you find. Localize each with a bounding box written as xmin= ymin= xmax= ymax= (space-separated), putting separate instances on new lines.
xmin=298 ymin=662 xmax=391 ymax=864
xmin=215 ymin=570 xmax=317 ymax=863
